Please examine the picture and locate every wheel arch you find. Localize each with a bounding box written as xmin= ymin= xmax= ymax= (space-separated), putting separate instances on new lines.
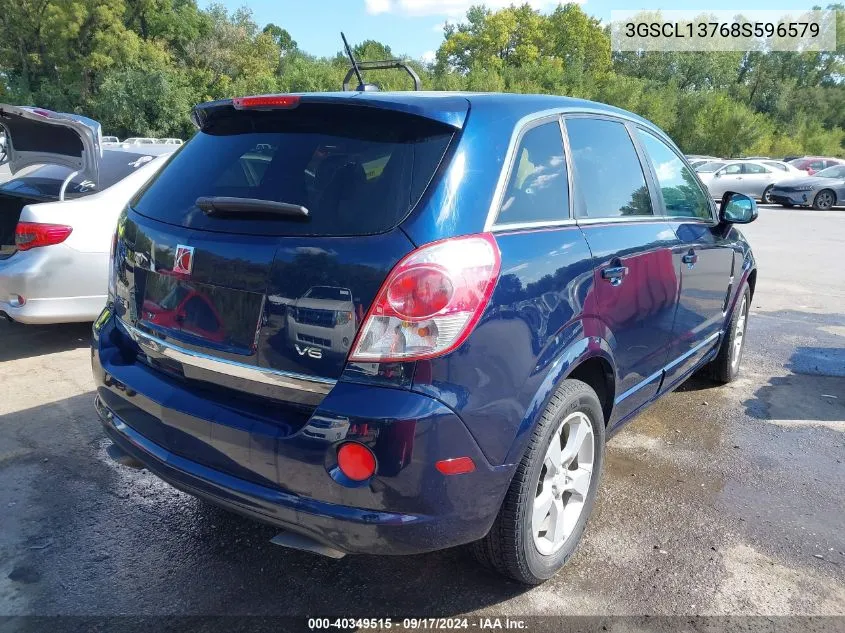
xmin=502 ymin=335 xmax=617 ymax=466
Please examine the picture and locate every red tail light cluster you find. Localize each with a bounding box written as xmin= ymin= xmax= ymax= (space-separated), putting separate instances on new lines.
xmin=15 ymin=222 xmax=73 ymax=251
xmin=349 ymin=233 xmax=501 ymax=363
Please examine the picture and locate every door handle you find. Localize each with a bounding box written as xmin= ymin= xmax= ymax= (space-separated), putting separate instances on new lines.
xmin=682 ymin=250 xmax=698 ymax=268
xmin=601 ymin=265 xmax=628 ymax=286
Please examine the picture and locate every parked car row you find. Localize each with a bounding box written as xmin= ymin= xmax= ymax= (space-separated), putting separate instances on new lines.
xmin=102 ymin=136 xmax=183 ymax=147
xmin=685 ymin=154 xmax=845 ymax=209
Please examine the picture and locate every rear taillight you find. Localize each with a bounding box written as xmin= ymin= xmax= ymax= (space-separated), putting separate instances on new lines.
xmin=15 ymin=222 xmax=72 ymax=251
xmin=349 ymin=233 xmax=500 ymax=363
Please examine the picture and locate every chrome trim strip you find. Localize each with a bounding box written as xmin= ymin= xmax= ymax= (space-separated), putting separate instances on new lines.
xmin=119 ymin=319 xmax=336 ymax=396
xmin=576 ymin=216 xmax=664 ymax=226
xmin=663 ymin=331 xmax=722 ymax=373
xmin=492 ymin=218 xmax=577 ymax=232
xmin=614 ymin=331 xmax=721 ymax=405
xmin=613 ymin=368 xmax=664 ymax=405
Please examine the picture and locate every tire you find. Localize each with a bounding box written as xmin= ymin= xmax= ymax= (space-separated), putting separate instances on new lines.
xmin=812 ymin=189 xmax=835 ymax=210
xmin=471 ymin=379 xmax=605 ymax=584
xmin=762 ymin=185 xmax=774 ymax=204
xmin=710 ymin=282 xmax=750 ymax=384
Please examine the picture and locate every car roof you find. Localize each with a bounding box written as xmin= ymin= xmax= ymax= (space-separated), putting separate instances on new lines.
xmin=195 ymin=91 xmax=663 ymax=138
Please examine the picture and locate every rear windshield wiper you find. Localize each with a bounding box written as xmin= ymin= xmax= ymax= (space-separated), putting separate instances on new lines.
xmin=196 ymin=196 xmax=310 ymax=219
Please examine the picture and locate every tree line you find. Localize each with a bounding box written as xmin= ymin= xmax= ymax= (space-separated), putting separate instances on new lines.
xmin=0 ymin=1 xmax=843 ymax=157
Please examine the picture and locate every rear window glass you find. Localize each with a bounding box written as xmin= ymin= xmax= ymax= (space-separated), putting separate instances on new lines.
xmin=132 ymin=104 xmax=454 ymax=236
xmin=0 ymin=150 xmax=156 ymax=199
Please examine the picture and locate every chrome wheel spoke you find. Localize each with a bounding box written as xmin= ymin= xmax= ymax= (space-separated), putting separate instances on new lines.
xmin=548 ymin=498 xmax=567 ymax=546
xmin=560 ymin=415 xmax=588 ymax=466
xmin=560 ymin=495 xmax=583 ymax=538
xmin=532 ymin=486 xmax=554 ymax=529
xmin=565 ymin=467 xmax=592 ymax=498
xmin=544 ymin=430 xmax=563 ymax=475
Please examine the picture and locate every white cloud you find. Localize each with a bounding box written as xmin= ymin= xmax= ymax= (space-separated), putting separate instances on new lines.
xmin=421 ymin=50 xmax=436 ymax=63
xmin=365 ymin=0 xmax=574 ymax=18
xmin=365 ymin=0 xmax=391 ymax=14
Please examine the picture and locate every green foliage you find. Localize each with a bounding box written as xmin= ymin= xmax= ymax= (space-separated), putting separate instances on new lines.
xmin=0 ymin=0 xmax=842 ymax=156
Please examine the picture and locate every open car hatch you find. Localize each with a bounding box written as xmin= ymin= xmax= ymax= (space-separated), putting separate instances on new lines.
xmin=0 ymin=104 xmax=102 ymax=186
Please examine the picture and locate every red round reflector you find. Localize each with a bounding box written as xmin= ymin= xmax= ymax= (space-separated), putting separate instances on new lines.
xmin=337 ymin=443 xmax=377 ymax=481
xmin=435 ymin=457 xmax=476 ymax=475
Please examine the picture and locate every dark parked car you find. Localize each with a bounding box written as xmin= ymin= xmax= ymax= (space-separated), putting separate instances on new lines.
xmin=769 ymin=164 xmax=845 ymax=209
xmin=92 ymin=92 xmax=758 ymax=584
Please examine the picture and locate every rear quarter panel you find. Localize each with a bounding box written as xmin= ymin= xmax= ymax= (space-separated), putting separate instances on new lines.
xmin=410 ymin=227 xmax=598 ymax=465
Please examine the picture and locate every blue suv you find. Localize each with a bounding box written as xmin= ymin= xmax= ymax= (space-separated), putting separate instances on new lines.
xmin=92 ymin=92 xmax=757 ymax=584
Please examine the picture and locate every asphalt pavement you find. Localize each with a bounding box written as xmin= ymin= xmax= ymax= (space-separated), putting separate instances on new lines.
xmin=0 ymin=206 xmax=843 ymax=622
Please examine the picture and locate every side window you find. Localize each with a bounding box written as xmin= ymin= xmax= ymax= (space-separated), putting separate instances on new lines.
xmin=565 ymin=118 xmax=652 ymax=218
xmin=742 ymin=163 xmax=769 ymax=174
xmin=811 ymin=160 xmax=826 ymax=170
xmin=721 ymin=164 xmax=742 ymax=175
xmin=638 ymin=129 xmax=712 ymax=221
xmin=494 ymin=121 xmax=569 ymax=225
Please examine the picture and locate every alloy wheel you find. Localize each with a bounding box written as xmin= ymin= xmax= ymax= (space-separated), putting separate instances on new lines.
xmin=532 ymin=411 xmax=594 ymax=556
xmin=731 ymin=295 xmax=748 ymax=369
xmin=815 ymin=190 xmax=834 ymax=210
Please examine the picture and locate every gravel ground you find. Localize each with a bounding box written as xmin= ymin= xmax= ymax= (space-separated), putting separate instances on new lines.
xmin=0 ymin=207 xmax=843 ymax=625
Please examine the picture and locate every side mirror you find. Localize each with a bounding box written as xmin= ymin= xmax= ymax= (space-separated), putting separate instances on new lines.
xmin=720 ymin=192 xmax=758 ymax=224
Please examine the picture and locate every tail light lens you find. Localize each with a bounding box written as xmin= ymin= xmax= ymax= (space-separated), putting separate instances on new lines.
xmin=349 ymin=233 xmax=500 ymax=362
xmin=15 ymin=222 xmax=72 ymax=251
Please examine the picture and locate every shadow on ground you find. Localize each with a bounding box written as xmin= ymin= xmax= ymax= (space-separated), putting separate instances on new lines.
xmin=0 ymin=320 xmax=91 ymax=362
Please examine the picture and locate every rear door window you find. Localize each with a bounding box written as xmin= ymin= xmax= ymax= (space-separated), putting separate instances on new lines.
xmin=493 ymin=120 xmax=569 ymax=226
xmin=565 ymin=117 xmax=653 ymax=218
xmin=742 ymin=163 xmax=769 ymax=174
xmin=131 ymin=104 xmax=454 ymax=236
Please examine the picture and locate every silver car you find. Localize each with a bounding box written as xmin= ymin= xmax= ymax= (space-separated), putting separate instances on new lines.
xmin=0 ymin=105 xmax=172 ymax=324
xmin=769 ymin=164 xmax=845 ymax=210
xmin=695 ymin=159 xmax=792 ymax=203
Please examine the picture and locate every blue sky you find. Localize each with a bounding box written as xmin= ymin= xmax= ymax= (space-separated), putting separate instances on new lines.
xmin=201 ymin=0 xmax=825 ymax=61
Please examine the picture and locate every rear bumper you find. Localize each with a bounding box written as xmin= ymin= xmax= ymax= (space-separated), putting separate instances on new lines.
xmin=92 ymin=315 xmax=514 ymax=555
xmin=0 ymin=245 xmax=106 ymax=323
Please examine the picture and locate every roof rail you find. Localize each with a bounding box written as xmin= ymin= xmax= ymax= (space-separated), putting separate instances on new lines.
xmin=340 ymin=32 xmax=421 ymax=92
xmin=342 ymin=59 xmax=422 ymax=92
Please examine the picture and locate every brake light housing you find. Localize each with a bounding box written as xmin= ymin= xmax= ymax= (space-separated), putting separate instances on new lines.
xmin=349 ymin=233 xmax=501 ymax=363
xmin=15 ymin=222 xmax=73 ymax=251
xmin=232 ymin=95 xmax=300 ymax=110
